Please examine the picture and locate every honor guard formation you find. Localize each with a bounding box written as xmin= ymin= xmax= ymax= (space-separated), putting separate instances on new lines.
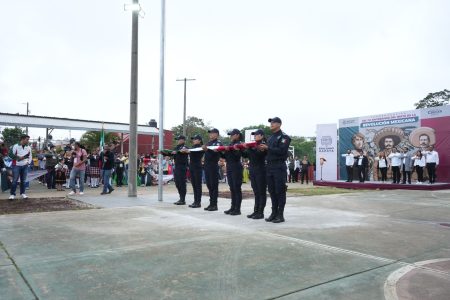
xmin=166 ymin=117 xmax=291 ymax=223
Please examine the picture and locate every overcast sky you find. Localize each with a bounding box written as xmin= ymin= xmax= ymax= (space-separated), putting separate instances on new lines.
xmin=1 ymin=0 xmax=449 ymax=140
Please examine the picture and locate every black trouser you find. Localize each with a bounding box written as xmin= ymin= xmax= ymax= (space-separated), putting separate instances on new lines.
xmin=46 ymin=167 xmax=56 ymax=189
xmin=346 ymin=165 xmax=353 ymax=182
xmin=416 ymin=166 xmax=424 ymax=182
xmin=204 ymin=163 xmax=219 ymax=205
xmin=250 ymin=165 xmax=267 ymax=213
xmin=267 ymin=163 xmax=287 ymax=214
xmin=293 ymin=168 xmax=299 ymax=182
xmin=288 ymin=168 xmax=295 ymax=182
xmin=392 ymin=166 xmax=400 ymax=183
xmin=357 ymin=165 xmax=366 ymax=182
xmin=190 ymin=165 xmax=202 ymax=204
xmin=379 ymin=167 xmax=387 ymax=182
xmin=227 ymin=163 xmax=243 ymax=211
xmin=174 ymin=166 xmax=187 ymax=201
xmin=426 ymin=163 xmax=437 ymax=183
xmin=402 ymin=165 xmax=411 ymax=184
xmin=116 ymin=168 xmax=124 ymax=186
xmin=301 ymin=169 xmax=309 ymax=184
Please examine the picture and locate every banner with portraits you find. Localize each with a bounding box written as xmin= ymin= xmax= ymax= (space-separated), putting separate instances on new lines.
xmin=338 ymin=105 xmax=450 ymax=183
xmin=316 ymin=124 xmax=338 ymax=181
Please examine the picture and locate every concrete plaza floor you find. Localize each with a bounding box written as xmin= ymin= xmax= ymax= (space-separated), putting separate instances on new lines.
xmin=1 ymin=185 xmax=450 ymax=299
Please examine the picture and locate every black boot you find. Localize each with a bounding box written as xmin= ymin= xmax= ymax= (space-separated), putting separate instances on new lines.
xmin=207 ymin=201 xmax=218 ymax=211
xmin=204 ymin=204 xmax=211 ymax=210
xmin=230 ymin=209 xmax=241 ymax=215
xmin=247 ymin=204 xmax=257 ymax=218
xmin=272 ymin=207 xmax=285 ymax=223
xmin=252 ymin=204 xmax=264 ymax=219
xmin=189 ymin=202 xmax=201 ymax=208
xmin=265 ymin=208 xmax=278 ymax=222
xmin=174 ymin=200 xmax=186 ymax=205
xmin=224 ymin=207 xmax=234 ymax=214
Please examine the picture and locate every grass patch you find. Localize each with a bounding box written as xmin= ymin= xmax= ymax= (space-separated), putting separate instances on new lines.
xmin=287 ymin=187 xmax=357 ymax=196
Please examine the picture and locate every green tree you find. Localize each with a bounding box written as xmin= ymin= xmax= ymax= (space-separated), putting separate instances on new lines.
xmin=80 ymin=131 xmax=119 ymax=152
xmin=171 ymin=116 xmax=211 ymax=147
xmin=1 ymin=127 xmax=25 ymax=147
xmin=290 ymin=136 xmax=316 ymax=161
xmin=414 ymin=89 xmax=449 ymax=109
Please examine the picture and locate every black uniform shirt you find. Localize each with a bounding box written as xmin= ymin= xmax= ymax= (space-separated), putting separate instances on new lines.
xmin=246 ymin=141 xmax=267 ymax=168
xmin=266 ymin=130 xmax=291 ymax=164
xmin=204 ymin=139 xmax=223 ymax=166
xmin=173 ymin=143 xmax=188 ymax=167
xmin=189 ymin=145 xmax=204 ymax=168
xmin=223 ymin=141 xmax=242 ymax=166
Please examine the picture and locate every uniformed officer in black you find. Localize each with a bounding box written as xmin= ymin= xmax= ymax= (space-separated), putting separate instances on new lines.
xmin=245 ymin=129 xmax=267 ymax=219
xmin=223 ymin=129 xmax=244 ymax=216
xmin=202 ymin=128 xmax=223 ymax=211
xmin=187 ymin=134 xmax=204 ymax=208
xmin=258 ymin=117 xmax=291 ymax=223
xmin=171 ymin=135 xmax=189 ymax=205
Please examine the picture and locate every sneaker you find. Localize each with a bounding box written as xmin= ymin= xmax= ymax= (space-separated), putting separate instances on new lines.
xmin=8 ymin=195 xmax=15 ymax=200
xmin=21 ymin=194 xmax=28 ymax=199
xmin=68 ymin=191 xmax=76 ymax=196
xmin=79 ymin=192 xmax=84 ymax=195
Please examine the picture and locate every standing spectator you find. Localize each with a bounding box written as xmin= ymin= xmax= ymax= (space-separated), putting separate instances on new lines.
xmin=300 ymin=155 xmax=311 ymax=184
xmin=64 ymin=151 xmax=73 ymax=189
xmin=115 ymin=153 xmax=125 ymax=187
xmin=294 ymin=156 xmax=300 ymax=183
xmin=341 ymin=150 xmax=355 ymax=182
xmin=88 ymin=150 xmax=101 ymax=188
xmin=401 ymin=148 xmax=413 ymax=184
xmin=8 ymin=135 xmax=32 ymax=200
xmin=376 ymin=152 xmax=388 ymax=183
xmin=423 ymin=146 xmax=439 ymax=184
xmin=55 ymin=158 xmax=68 ymax=191
xmin=68 ymin=142 xmax=88 ymax=195
xmin=356 ymin=152 xmax=369 ymax=182
xmin=388 ymin=148 xmax=402 ymax=184
xmin=287 ymin=158 xmax=295 ymax=183
xmin=412 ymin=150 xmax=426 ymax=184
xmin=100 ymin=144 xmax=115 ymax=195
xmin=44 ymin=145 xmax=58 ymax=189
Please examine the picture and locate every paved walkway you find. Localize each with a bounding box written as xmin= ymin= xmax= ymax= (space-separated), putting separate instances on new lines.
xmin=1 ymin=188 xmax=450 ymax=299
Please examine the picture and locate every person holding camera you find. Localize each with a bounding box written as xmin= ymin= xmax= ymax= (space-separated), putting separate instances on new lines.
xmin=8 ymin=135 xmax=32 ymax=200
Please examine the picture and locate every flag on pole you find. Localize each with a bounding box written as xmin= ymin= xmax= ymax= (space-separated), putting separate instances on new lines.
xmin=100 ymin=123 xmax=105 ymax=151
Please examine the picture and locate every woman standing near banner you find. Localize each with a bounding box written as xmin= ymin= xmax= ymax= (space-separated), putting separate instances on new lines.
xmin=376 ymin=152 xmax=388 ymax=182
xmin=412 ymin=150 xmax=426 ymax=184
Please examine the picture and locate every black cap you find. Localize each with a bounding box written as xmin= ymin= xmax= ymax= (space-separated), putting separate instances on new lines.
xmin=251 ymin=129 xmax=265 ymax=136
xmin=268 ymin=117 xmax=282 ymax=124
xmin=208 ymin=128 xmax=219 ymax=134
xmin=175 ymin=135 xmax=186 ymax=140
xmin=191 ymin=134 xmax=203 ymax=141
xmin=227 ymin=129 xmax=241 ymax=136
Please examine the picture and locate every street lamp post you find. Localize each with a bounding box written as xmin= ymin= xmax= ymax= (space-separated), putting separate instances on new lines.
xmin=125 ymin=0 xmax=141 ymax=197
xmin=176 ymin=78 xmax=196 ymax=136
xmin=158 ymin=0 xmax=166 ymax=202
xmin=21 ymin=102 xmax=30 ymax=135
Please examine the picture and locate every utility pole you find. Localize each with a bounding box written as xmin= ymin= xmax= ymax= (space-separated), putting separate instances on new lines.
xmin=158 ymin=0 xmax=166 ymax=202
xmin=22 ymin=102 xmax=30 ymax=135
xmin=176 ymin=78 xmax=196 ymax=136
xmin=127 ymin=0 xmax=140 ymax=197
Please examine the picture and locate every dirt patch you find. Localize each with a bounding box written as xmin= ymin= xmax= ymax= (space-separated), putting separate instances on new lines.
xmin=202 ymin=191 xmax=255 ymax=199
xmin=0 ymin=197 xmax=97 ymax=215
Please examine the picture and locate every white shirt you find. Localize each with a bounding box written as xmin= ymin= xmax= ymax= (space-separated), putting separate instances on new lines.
xmin=294 ymin=160 xmax=300 ymax=170
xmin=376 ymin=157 xmax=387 ymax=168
xmin=341 ymin=153 xmax=354 ymax=166
xmin=357 ymin=156 xmax=364 ymax=166
xmin=11 ymin=143 xmax=32 ymax=166
xmin=423 ymin=150 xmax=439 ymax=165
xmin=413 ymin=156 xmax=426 ymax=167
xmin=388 ymin=153 xmax=402 ymax=167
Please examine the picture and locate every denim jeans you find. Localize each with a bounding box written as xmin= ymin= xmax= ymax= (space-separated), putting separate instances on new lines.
xmin=11 ymin=165 xmax=28 ymax=196
xmin=70 ymin=169 xmax=85 ymax=192
xmin=102 ymin=169 xmax=113 ymax=193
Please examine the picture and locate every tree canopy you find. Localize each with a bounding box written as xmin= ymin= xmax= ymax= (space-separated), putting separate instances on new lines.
xmin=80 ymin=131 xmax=119 ymax=152
xmin=414 ymin=89 xmax=449 ymax=109
xmin=1 ymin=127 xmax=25 ymax=147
